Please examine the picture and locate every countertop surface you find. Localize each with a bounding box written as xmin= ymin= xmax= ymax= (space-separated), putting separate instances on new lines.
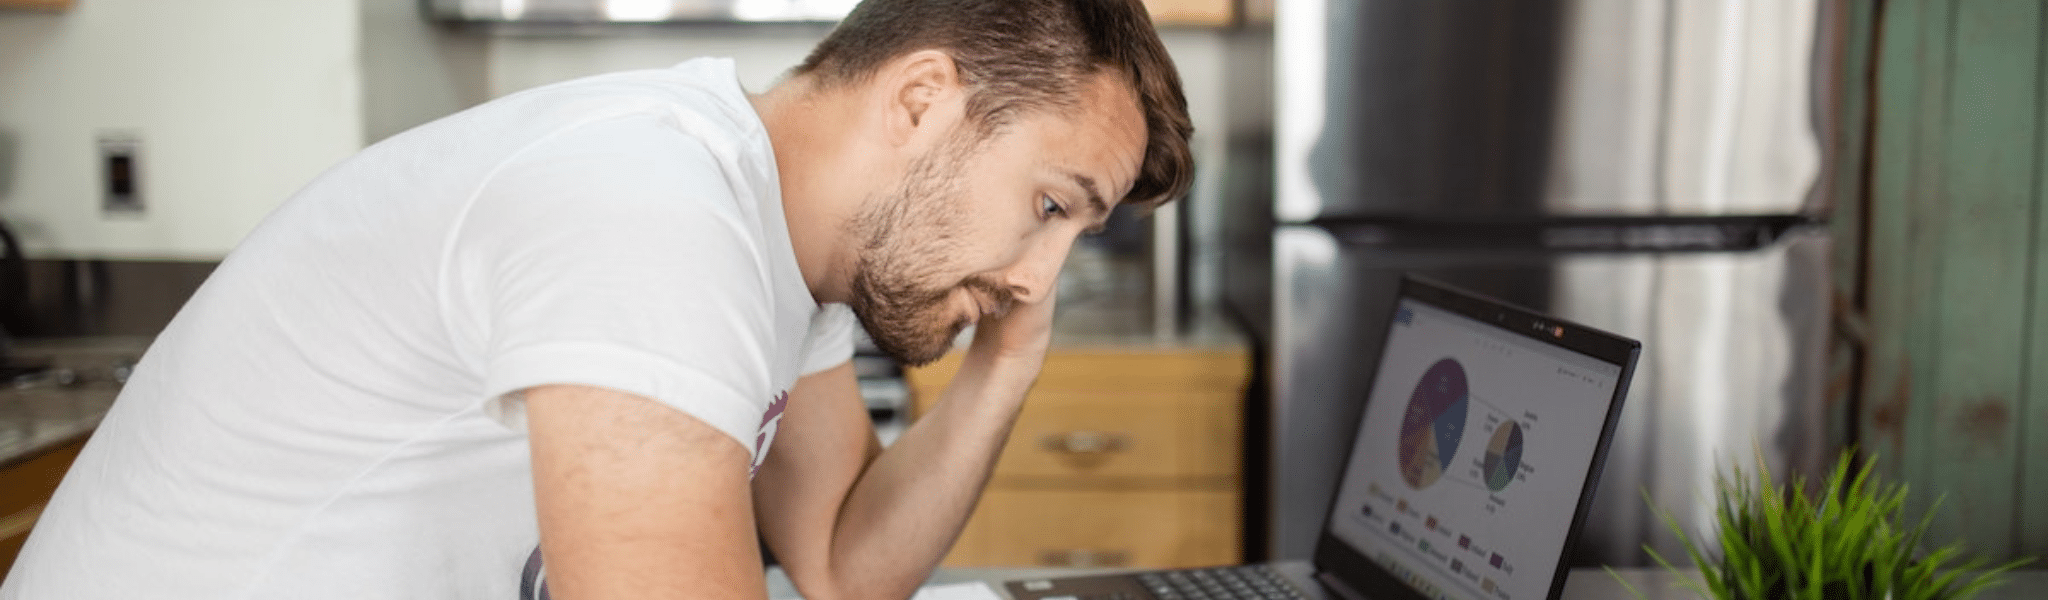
xmin=0 ymin=383 xmax=117 ymax=469
xmin=1018 ymin=307 xmax=1251 ymax=352
xmin=0 ymin=336 xmax=148 ymax=468
xmin=769 ymin=566 xmax=2048 ymax=599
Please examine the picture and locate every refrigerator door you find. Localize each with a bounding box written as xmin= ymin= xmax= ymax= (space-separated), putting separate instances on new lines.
xmin=1267 ymin=224 xmax=1833 ymax=565
xmin=1275 ymin=0 xmax=1833 ymax=222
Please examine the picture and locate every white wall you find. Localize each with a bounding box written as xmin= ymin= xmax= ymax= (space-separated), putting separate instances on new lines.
xmin=0 ymin=0 xmax=364 ymax=259
xmin=361 ymin=0 xmax=489 ymax=143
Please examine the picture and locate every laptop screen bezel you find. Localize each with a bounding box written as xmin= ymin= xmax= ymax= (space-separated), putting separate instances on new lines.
xmin=1308 ymin=275 xmax=1641 ymax=600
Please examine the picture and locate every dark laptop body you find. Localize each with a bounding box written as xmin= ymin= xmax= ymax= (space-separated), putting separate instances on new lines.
xmin=1007 ymin=276 xmax=1641 ymax=600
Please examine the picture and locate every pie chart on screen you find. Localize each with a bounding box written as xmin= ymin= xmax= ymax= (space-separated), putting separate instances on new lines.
xmin=1484 ymin=420 xmax=1524 ymax=492
xmin=1397 ymin=358 xmax=1468 ymax=490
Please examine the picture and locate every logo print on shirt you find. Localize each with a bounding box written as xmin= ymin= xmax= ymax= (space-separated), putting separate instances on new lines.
xmin=750 ymin=390 xmax=790 ymax=478
xmin=520 ymin=546 xmax=550 ymax=600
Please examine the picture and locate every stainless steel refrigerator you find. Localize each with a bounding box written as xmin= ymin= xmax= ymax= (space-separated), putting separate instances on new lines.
xmin=1243 ymin=0 xmax=1847 ymax=566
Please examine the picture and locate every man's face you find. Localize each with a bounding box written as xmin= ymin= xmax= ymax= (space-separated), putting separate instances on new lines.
xmin=847 ymin=73 xmax=1148 ymax=366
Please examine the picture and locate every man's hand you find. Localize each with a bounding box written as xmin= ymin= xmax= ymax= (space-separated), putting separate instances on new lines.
xmin=964 ymin=287 xmax=1057 ymax=374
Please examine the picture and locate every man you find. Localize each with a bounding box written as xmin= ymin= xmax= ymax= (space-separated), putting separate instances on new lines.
xmin=0 ymin=0 xmax=1191 ymax=598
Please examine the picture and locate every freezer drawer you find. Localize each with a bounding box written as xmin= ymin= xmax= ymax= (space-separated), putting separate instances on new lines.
xmin=1265 ymin=225 xmax=1834 ymax=566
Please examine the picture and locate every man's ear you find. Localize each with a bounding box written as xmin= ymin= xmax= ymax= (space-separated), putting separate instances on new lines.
xmin=882 ymin=49 xmax=967 ymax=147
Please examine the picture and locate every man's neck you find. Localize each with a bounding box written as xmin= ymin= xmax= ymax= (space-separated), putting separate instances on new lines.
xmin=751 ymin=78 xmax=864 ymax=306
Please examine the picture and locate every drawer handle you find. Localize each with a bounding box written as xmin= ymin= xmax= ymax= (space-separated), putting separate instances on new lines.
xmin=1040 ymin=431 xmax=1129 ymax=455
xmin=1038 ymin=549 xmax=1130 ymax=568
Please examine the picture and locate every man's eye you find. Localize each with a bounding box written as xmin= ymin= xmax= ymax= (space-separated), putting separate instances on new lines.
xmin=1040 ymin=195 xmax=1065 ymax=218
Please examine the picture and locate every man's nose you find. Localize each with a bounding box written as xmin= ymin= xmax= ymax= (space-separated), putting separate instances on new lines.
xmin=1002 ymin=234 xmax=1076 ymax=303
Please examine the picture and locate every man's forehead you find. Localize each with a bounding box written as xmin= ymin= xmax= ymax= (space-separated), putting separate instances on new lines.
xmin=1053 ymin=76 xmax=1146 ymax=194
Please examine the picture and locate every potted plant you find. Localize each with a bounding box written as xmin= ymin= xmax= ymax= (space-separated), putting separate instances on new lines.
xmin=1613 ymin=449 xmax=2032 ymax=599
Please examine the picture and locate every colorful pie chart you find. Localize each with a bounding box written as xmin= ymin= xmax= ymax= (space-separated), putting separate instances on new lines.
xmin=1484 ymin=421 xmax=1524 ymax=492
xmin=1397 ymin=358 xmax=1468 ymax=489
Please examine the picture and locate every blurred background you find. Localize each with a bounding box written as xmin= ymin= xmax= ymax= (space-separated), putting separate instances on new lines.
xmin=0 ymin=0 xmax=2043 ymax=577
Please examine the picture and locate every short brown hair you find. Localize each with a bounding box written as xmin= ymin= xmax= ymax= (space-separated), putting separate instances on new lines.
xmin=795 ymin=0 xmax=1194 ymax=208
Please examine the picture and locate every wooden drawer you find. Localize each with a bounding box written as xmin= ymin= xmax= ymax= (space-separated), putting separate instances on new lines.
xmin=907 ymin=349 xmax=1249 ymax=480
xmin=908 ymin=347 xmax=1250 ymax=569
xmin=948 ymin=488 xmax=1241 ymax=568
xmin=1142 ymin=0 xmax=1233 ymax=26
xmin=0 ymin=437 xmax=84 ymax=521
xmin=1 ymin=437 xmax=87 ymax=580
xmin=0 ymin=0 xmax=72 ymax=10
xmin=994 ymin=389 xmax=1241 ymax=481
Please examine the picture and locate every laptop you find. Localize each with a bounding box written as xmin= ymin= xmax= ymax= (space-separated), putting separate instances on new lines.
xmin=1006 ymin=276 xmax=1640 ymax=600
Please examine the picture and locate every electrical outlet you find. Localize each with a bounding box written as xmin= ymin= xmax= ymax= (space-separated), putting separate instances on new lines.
xmin=98 ymin=131 xmax=143 ymax=216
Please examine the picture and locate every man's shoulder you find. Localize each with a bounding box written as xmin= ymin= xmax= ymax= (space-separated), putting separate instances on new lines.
xmin=535 ymin=58 xmax=775 ymax=195
xmin=529 ymin=58 xmax=762 ymax=140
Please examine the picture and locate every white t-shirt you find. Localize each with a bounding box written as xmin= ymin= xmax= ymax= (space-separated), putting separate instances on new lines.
xmin=1 ymin=58 xmax=855 ymax=599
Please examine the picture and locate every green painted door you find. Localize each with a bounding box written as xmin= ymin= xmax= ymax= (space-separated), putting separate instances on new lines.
xmin=1852 ymin=0 xmax=2048 ymax=564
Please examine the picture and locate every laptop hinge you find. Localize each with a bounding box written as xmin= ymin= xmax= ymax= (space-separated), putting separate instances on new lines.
xmin=1316 ymin=571 xmax=1377 ymax=600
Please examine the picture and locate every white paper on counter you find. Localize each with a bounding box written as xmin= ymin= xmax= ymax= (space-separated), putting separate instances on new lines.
xmin=910 ymin=581 xmax=1005 ymax=600
xmin=775 ymin=580 xmax=1003 ymax=600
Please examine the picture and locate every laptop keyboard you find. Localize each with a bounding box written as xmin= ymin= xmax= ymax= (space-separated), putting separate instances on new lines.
xmin=1135 ymin=565 xmax=1308 ymax=600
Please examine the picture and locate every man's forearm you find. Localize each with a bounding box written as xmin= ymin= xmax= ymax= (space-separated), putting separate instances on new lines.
xmin=817 ymin=352 xmax=1037 ymax=599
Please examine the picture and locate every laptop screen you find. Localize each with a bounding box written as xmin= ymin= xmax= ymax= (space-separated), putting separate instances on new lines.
xmin=1317 ymin=278 xmax=1637 ymax=600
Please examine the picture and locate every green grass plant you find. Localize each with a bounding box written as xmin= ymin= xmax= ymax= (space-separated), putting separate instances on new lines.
xmin=1610 ymin=449 xmax=2032 ymax=599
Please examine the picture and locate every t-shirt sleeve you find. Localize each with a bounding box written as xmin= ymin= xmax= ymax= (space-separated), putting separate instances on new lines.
xmin=449 ymin=115 xmax=778 ymax=451
xmin=801 ymin=304 xmax=858 ymax=375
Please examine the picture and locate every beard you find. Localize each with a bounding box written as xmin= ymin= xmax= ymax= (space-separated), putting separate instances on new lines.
xmin=845 ymin=134 xmax=1015 ymax=366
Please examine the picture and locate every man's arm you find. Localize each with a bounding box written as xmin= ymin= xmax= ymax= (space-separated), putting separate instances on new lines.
xmin=753 ymin=299 xmax=1054 ymax=600
xmin=527 ymin=384 xmax=768 ymax=599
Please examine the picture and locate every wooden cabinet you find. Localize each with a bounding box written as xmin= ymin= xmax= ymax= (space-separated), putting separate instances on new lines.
xmin=905 ymin=346 xmax=1250 ymax=568
xmin=0 ymin=0 xmax=72 ymax=10
xmin=0 ymin=437 xmax=86 ymax=579
xmin=1143 ymin=0 xmax=1234 ymax=27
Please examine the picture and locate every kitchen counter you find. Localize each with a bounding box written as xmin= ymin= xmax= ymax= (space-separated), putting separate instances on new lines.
xmin=768 ymin=566 xmax=2048 ymax=599
xmin=1039 ymin=304 xmax=1250 ymax=351
xmin=0 ymin=384 xmax=116 ymax=470
xmin=0 ymin=336 xmax=147 ymax=468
